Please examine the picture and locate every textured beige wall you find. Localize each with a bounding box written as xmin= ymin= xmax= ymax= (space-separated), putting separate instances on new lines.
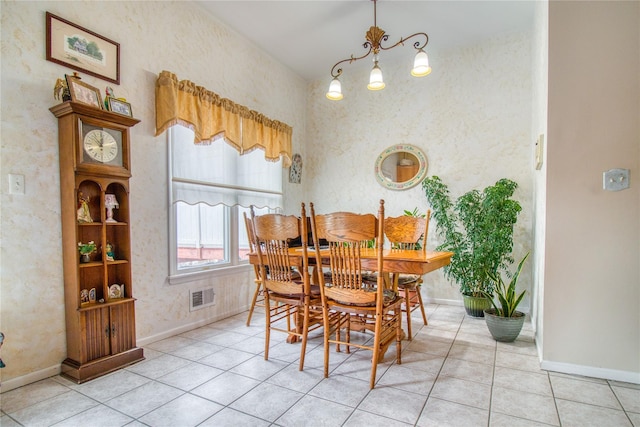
xmin=544 ymin=1 xmax=639 ymax=379
xmin=305 ymin=33 xmax=534 ymax=305
xmin=0 ymin=1 xmax=307 ymax=387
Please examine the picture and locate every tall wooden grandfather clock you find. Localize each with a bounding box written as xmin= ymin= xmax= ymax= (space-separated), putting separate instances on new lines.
xmin=50 ymin=101 xmax=144 ymax=383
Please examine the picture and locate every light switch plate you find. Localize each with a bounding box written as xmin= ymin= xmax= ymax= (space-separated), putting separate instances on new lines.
xmin=603 ymin=168 xmax=630 ymax=191
xmin=9 ymin=174 xmax=25 ymax=195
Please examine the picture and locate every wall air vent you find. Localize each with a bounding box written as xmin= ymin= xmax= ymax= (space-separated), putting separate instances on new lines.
xmin=190 ymin=287 xmax=215 ymax=311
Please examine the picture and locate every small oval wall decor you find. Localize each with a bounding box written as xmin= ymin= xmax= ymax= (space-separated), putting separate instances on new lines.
xmin=374 ymin=144 xmax=428 ymax=190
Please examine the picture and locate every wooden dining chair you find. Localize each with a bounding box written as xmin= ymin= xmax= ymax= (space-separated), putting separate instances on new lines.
xmin=384 ymin=210 xmax=431 ymax=340
xmin=309 ymin=200 xmax=403 ymax=389
xmin=244 ymin=212 xmax=264 ymax=326
xmin=251 ymin=204 xmax=322 ymax=371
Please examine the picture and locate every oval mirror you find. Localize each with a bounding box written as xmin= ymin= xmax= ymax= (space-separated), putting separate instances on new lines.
xmin=374 ymin=144 xmax=428 ymax=190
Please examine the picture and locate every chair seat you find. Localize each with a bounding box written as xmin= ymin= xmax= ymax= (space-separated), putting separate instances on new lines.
xmin=326 ymin=287 xmax=398 ymax=307
xmin=269 ymin=282 xmax=321 ymax=299
xmin=361 ymin=272 xmax=378 ymax=285
xmin=396 ymin=274 xmax=421 ymax=288
xmin=327 ymin=271 xmax=378 ymax=285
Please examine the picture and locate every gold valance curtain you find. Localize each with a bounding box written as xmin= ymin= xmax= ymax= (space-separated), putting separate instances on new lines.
xmin=155 ymin=70 xmax=292 ymax=167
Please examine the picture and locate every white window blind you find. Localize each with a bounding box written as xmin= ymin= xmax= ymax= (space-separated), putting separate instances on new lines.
xmin=169 ymin=125 xmax=282 ymax=278
xmin=171 ymin=126 xmax=283 ymax=209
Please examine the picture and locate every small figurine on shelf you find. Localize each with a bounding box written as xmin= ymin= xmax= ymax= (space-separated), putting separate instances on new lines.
xmin=104 ymin=86 xmax=115 ymax=110
xmin=78 ymin=241 xmax=96 ymax=263
xmin=80 ymin=289 xmax=90 ymax=304
xmin=109 ymin=284 xmax=122 ymax=299
xmin=105 ymin=242 xmax=115 ymax=261
xmin=53 ymin=78 xmax=71 ymax=102
xmin=104 ymin=194 xmax=119 ymax=223
xmin=89 ymin=288 xmax=96 ymax=303
xmin=77 ymin=192 xmax=93 ymax=223
xmin=54 ymin=72 xmax=81 ymax=101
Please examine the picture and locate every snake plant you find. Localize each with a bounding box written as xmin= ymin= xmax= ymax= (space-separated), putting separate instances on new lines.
xmin=482 ymin=252 xmax=529 ymax=317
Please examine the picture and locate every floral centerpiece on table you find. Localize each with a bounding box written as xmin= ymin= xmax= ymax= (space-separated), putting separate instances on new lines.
xmin=78 ymin=241 xmax=96 ymax=255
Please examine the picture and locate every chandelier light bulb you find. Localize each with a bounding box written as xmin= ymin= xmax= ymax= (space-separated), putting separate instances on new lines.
xmin=326 ymin=77 xmax=344 ymax=101
xmin=411 ymin=49 xmax=432 ymax=77
xmin=367 ymin=61 xmax=385 ymax=91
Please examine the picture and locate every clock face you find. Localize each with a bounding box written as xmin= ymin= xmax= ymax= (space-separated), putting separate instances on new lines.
xmin=84 ymin=130 xmax=118 ymax=163
xmin=79 ymin=121 xmax=125 ymax=169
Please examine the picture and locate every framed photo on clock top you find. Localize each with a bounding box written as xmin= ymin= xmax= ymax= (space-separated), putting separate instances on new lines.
xmin=108 ymin=98 xmax=133 ymax=117
xmin=66 ymin=75 xmax=103 ymax=110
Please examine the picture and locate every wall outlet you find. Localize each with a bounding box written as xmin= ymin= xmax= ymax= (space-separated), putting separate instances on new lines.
xmin=603 ymin=168 xmax=630 ymax=192
xmin=9 ymin=174 xmax=25 ymax=195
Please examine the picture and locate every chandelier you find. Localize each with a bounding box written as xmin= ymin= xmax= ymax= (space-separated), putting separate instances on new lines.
xmin=326 ymin=0 xmax=431 ymax=101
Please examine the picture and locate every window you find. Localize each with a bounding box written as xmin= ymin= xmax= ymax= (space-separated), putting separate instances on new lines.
xmin=169 ymin=125 xmax=282 ymax=281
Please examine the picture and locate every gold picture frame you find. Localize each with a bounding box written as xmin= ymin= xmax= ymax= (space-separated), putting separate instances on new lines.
xmin=66 ymin=75 xmax=103 ymax=109
xmin=108 ymin=98 xmax=133 ymax=117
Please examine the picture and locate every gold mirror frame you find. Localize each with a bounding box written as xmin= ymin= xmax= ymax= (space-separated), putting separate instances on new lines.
xmin=374 ymin=144 xmax=428 ymax=190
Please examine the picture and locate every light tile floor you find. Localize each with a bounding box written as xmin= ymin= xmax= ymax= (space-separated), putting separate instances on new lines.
xmin=1 ymin=304 xmax=639 ymax=426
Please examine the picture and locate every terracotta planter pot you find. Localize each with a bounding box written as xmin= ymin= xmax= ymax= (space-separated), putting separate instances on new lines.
xmin=462 ymin=294 xmax=491 ymax=317
xmin=484 ymin=308 xmax=525 ymax=342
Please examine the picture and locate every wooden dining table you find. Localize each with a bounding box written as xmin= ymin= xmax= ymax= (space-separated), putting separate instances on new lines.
xmin=286 ymin=246 xmax=452 ymax=287
xmin=249 ymin=246 xmax=452 ymax=284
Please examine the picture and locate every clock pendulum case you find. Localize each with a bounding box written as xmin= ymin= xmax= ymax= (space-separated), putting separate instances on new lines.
xmin=50 ymin=101 xmax=144 ymax=383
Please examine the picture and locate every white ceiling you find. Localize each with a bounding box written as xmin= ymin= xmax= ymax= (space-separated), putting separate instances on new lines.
xmin=197 ymin=1 xmax=536 ymax=81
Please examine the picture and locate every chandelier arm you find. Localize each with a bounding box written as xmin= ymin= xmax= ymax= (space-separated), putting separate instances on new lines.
xmin=330 ymin=46 xmax=375 ymax=78
xmin=378 ymin=32 xmax=429 ymax=52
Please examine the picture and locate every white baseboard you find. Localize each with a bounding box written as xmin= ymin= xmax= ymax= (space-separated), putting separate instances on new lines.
xmin=1 ymin=307 xmax=247 ymax=394
xmin=541 ymin=359 xmax=640 ymax=385
xmin=1 ymin=365 xmax=60 ymax=393
xmin=137 ymin=307 xmax=247 ymax=347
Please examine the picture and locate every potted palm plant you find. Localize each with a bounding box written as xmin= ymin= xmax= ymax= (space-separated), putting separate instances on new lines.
xmin=482 ymin=253 xmax=529 ymax=342
xmin=422 ymin=176 xmax=522 ymax=317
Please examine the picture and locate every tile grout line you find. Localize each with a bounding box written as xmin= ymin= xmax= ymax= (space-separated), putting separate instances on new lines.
xmin=546 ymin=368 xmax=563 ymax=426
xmin=411 ymin=306 xmax=464 ymax=426
xmin=487 ymin=332 xmax=497 ymax=427
xmin=607 ymin=380 xmax=636 ymax=426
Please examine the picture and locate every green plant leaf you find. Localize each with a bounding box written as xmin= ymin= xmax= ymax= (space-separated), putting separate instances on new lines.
xmin=423 ymin=175 xmax=523 ymax=297
xmin=484 ymin=252 xmax=529 ymax=317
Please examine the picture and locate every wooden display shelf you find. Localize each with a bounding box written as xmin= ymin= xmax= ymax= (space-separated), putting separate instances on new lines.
xmin=79 ymin=261 xmax=102 ymax=268
xmin=52 ymin=101 xmax=143 ymax=383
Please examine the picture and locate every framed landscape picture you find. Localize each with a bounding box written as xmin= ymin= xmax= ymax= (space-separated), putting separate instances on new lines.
xmin=46 ymin=12 xmax=120 ymax=84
